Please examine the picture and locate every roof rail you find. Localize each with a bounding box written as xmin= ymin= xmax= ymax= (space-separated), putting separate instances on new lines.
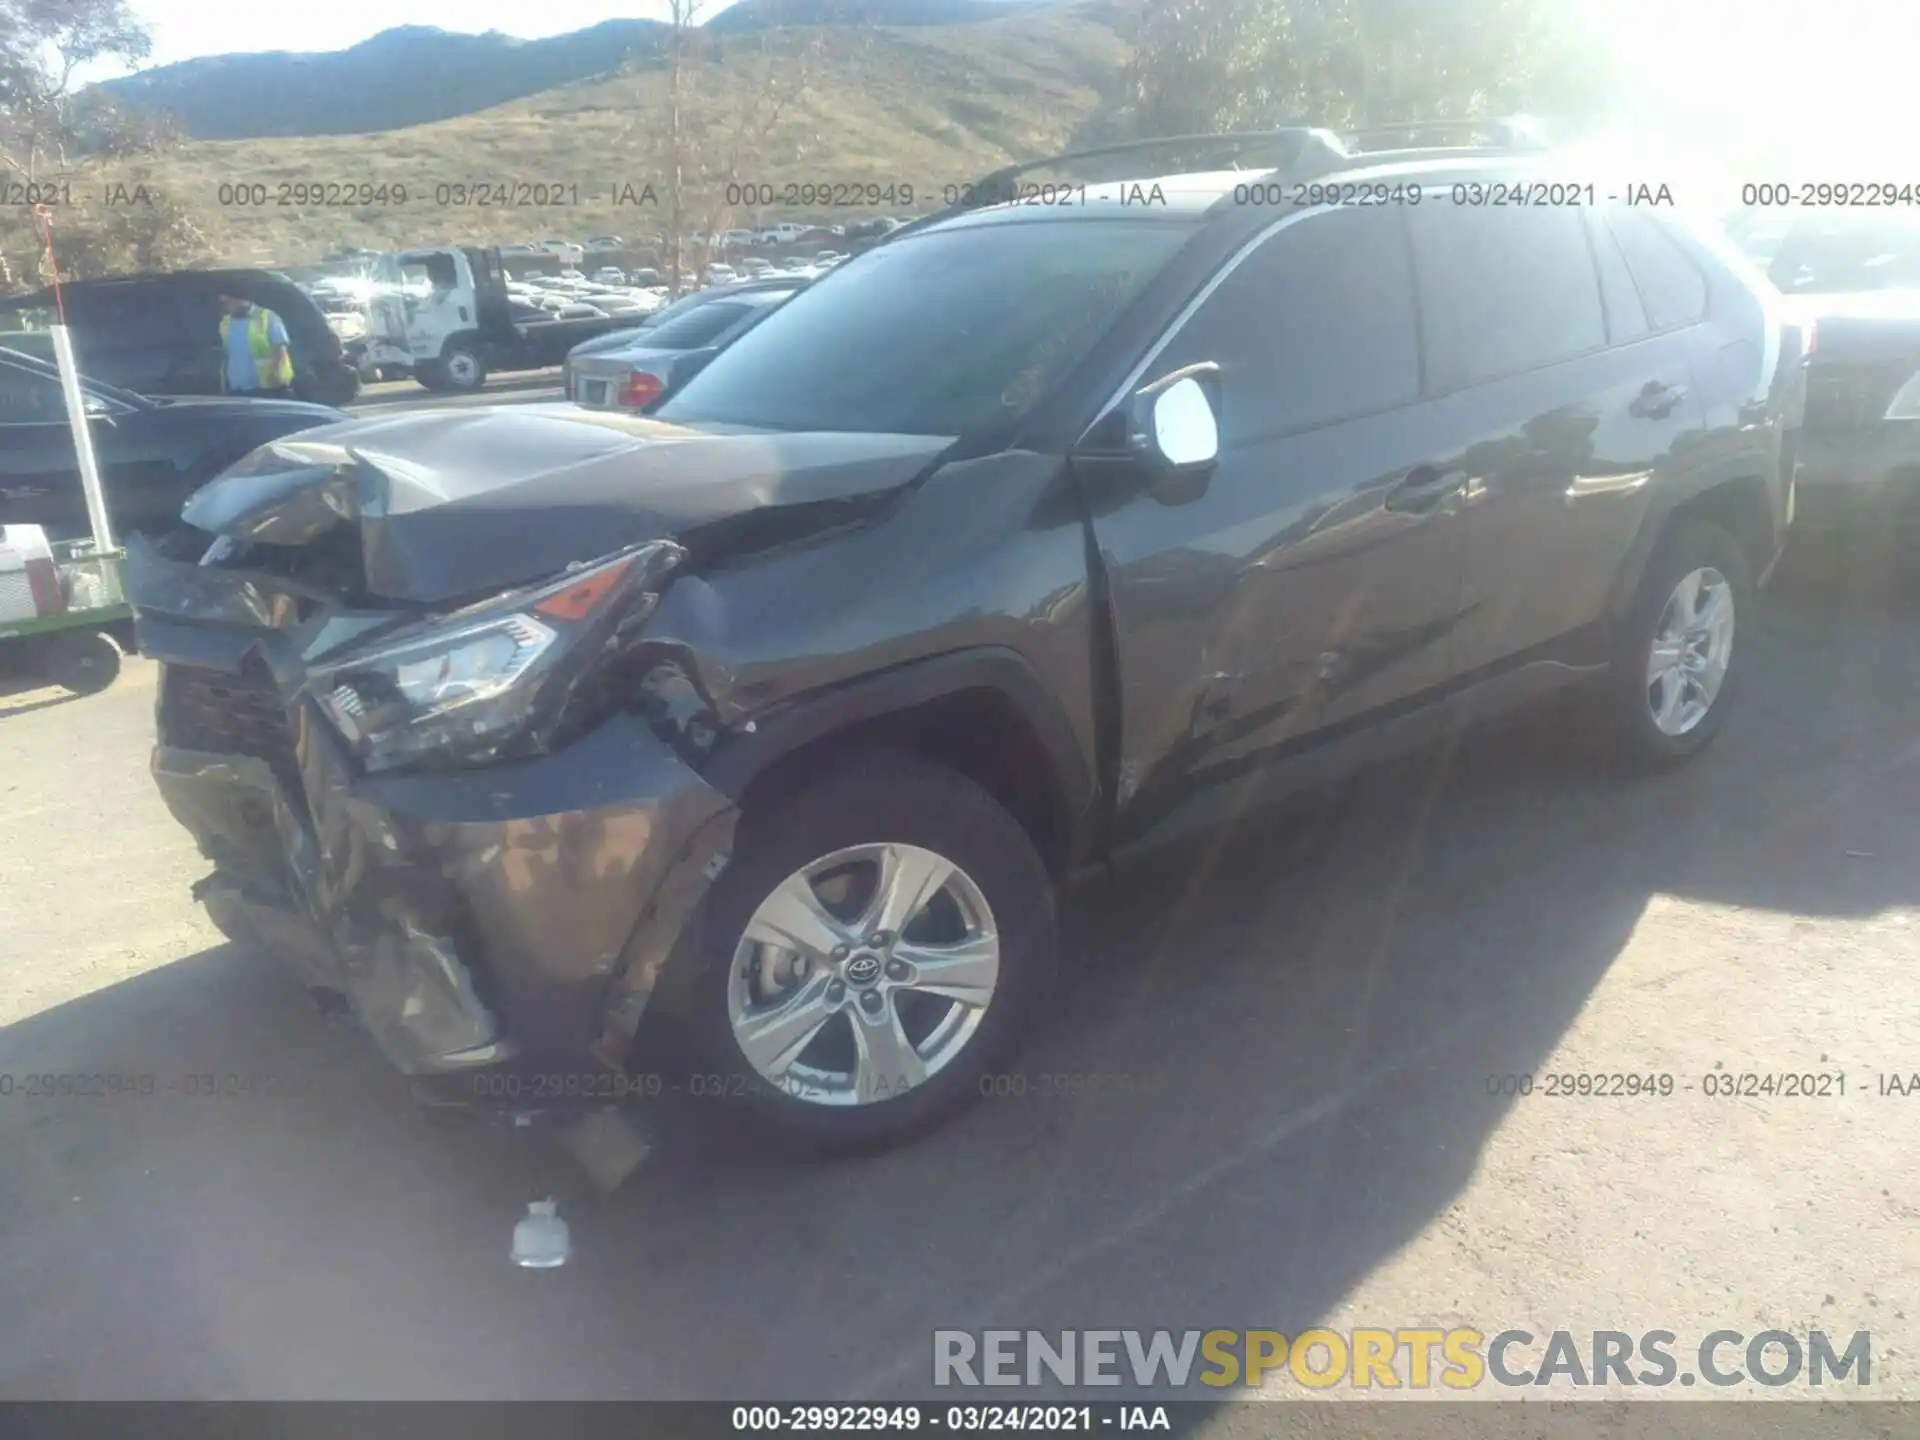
xmin=1340 ymin=115 xmax=1551 ymax=153
xmin=876 ymin=117 xmax=1550 ymax=247
xmin=887 ymin=127 xmax=1353 ymax=238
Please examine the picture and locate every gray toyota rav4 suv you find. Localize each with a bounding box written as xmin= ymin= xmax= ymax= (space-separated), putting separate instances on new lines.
xmin=128 ymin=124 xmax=1797 ymax=1154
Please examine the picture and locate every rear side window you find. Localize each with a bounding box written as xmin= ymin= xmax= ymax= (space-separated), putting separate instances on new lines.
xmin=1154 ymin=206 xmax=1420 ymax=443
xmin=1605 ymin=210 xmax=1708 ymax=329
xmin=0 ymin=299 xmax=57 ymax=334
xmin=1409 ymin=204 xmax=1607 ymax=389
xmin=69 ymin=286 xmax=187 ymax=343
xmin=260 ymin=284 xmax=322 ymax=336
xmin=0 ymin=357 xmax=65 ymax=421
xmin=644 ymin=301 xmax=758 ymax=349
xmin=1586 ymin=210 xmax=1650 ymax=344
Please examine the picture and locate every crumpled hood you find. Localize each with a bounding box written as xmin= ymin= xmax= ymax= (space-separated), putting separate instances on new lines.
xmin=179 ymin=405 xmax=952 ymax=605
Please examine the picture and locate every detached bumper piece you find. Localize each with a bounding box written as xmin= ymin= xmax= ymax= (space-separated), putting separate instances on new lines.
xmin=152 ymin=659 xmax=737 ymax=1095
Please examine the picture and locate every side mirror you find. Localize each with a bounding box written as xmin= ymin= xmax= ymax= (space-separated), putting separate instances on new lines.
xmin=1127 ymin=363 xmax=1222 ymax=503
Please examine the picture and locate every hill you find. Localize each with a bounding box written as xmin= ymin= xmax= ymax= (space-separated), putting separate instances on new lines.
xmin=92 ymin=22 xmax=672 ymax=141
xmin=91 ymin=2 xmax=1065 ymax=142
xmin=102 ymin=3 xmax=1135 ymax=266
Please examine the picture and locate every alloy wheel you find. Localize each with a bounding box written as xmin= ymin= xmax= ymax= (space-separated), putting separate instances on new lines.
xmin=726 ymin=842 xmax=1000 ymax=1106
xmin=1645 ymin=566 xmax=1735 ymax=737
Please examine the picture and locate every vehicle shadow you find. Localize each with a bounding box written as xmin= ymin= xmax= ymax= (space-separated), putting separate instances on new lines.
xmin=0 ymin=545 xmax=1915 ymax=1401
xmin=0 ymin=658 xmax=80 ymax=717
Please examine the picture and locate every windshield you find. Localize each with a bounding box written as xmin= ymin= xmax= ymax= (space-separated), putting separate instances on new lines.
xmin=656 ymin=219 xmax=1195 ymax=436
xmin=1767 ymin=211 xmax=1920 ymax=295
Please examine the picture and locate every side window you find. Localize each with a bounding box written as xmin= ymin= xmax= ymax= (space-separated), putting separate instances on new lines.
xmin=1604 ymin=210 xmax=1707 ymax=330
xmin=70 ymin=287 xmax=185 ymax=345
xmin=400 ymin=254 xmax=459 ymax=293
xmin=1408 ymin=203 xmax=1607 ymax=389
xmin=1155 ymin=206 xmax=1420 ymax=445
xmin=0 ymin=361 xmax=66 ymax=423
xmin=0 ymin=301 xmax=57 ymax=336
xmin=1586 ymin=210 xmax=1650 ymax=344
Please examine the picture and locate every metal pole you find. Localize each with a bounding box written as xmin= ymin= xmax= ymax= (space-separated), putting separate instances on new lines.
xmin=49 ymin=324 xmax=115 ymax=552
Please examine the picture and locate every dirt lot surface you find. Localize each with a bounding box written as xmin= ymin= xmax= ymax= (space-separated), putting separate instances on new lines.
xmin=1 ymin=543 xmax=1916 ymax=1428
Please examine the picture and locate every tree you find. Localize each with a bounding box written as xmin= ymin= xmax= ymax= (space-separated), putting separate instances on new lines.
xmin=0 ymin=0 xmax=207 ymax=287
xmin=1111 ymin=0 xmax=1615 ymax=142
xmin=613 ymin=0 xmax=819 ymax=295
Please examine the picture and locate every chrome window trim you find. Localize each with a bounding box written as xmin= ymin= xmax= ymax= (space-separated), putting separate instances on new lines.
xmin=1082 ymin=199 xmax=1382 ymax=442
xmin=1087 ymin=207 xmax=1328 ymax=435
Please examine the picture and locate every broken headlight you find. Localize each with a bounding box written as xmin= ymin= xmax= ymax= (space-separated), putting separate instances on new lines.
xmin=311 ymin=540 xmax=684 ymax=773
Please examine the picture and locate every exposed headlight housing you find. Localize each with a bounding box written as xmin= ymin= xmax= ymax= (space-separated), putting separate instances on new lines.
xmin=1883 ymin=370 xmax=1920 ymax=420
xmin=311 ymin=539 xmax=684 ymax=773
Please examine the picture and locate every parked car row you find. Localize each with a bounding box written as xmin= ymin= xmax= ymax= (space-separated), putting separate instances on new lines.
xmin=504 ymin=220 xmax=911 ymax=260
xmin=33 ymin=123 xmax=1918 ymax=1163
xmin=1726 ymin=205 xmax=1920 ymax=541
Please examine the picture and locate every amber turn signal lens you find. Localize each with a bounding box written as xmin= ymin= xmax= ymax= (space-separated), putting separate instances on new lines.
xmin=533 ymin=557 xmax=636 ymax=621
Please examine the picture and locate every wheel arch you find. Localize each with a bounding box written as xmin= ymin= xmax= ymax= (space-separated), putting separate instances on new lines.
xmin=439 ymin=328 xmax=484 ymax=360
xmin=1608 ymin=472 xmax=1780 ymax=623
xmin=700 ymin=648 xmax=1097 ymax=880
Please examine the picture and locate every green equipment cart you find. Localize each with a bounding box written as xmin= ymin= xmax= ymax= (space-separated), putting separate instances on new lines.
xmin=0 ymin=529 xmax=130 ymax=695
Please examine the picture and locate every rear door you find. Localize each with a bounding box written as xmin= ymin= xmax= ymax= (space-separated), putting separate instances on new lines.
xmin=67 ymin=284 xmax=206 ymax=395
xmin=1078 ymin=204 xmax=1467 ymax=827
xmin=1406 ymin=200 xmax=1705 ymax=680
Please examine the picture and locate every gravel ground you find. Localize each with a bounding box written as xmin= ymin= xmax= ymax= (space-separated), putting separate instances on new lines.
xmin=0 ymin=542 xmax=1916 ymax=1430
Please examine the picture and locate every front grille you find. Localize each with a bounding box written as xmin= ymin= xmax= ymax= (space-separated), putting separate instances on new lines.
xmin=159 ymin=662 xmax=302 ymax=796
xmin=1804 ymin=360 xmax=1913 ymax=433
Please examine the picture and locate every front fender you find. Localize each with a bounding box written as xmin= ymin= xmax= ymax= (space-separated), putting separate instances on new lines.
xmin=700 ymin=645 xmax=1099 ymax=866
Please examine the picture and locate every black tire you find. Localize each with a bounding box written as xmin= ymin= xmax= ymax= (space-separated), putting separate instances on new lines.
xmin=439 ymin=342 xmax=487 ymax=393
xmin=43 ymin=628 xmax=122 ymax=696
xmin=414 ymin=360 xmax=448 ymax=392
xmin=306 ymin=366 xmax=361 ymax=407
xmin=1598 ymin=517 xmax=1753 ymax=768
xmin=683 ymin=753 xmax=1058 ymax=1155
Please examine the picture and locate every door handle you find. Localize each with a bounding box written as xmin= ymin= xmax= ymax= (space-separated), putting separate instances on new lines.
xmin=1384 ymin=464 xmax=1466 ymax=514
xmin=1629 ymin=381 xmax=1688 ymax=419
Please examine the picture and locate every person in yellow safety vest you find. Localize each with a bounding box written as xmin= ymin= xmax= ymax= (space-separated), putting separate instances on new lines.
xmin=217 ymin=291 xmax=295 ymax=398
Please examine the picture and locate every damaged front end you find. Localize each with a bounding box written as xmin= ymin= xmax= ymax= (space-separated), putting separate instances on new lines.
xmin=127 ymin=425 xmax=774 ymax=1101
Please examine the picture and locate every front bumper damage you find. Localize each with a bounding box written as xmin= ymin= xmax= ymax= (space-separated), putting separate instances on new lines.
xmin=139 ymin=592 xmax=738 ymax=1102
xmin=153 ymin=711 xmax=736 ymax=1094
xmin=124 ymin=417 xmax=950 ymax=1105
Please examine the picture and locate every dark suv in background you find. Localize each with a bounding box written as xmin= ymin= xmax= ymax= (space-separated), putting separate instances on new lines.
xmin=128 ymin=124 xmax=1795 ymax=1156
xmin=1752 ymin=208 xmax=1920 ymax=541
xmin=0 ymin=269 xmax=361 ymax=407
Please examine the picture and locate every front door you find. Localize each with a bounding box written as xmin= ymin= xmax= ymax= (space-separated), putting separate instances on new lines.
xmin=1076 ymin=205 xmax=1468 ymax=841
xmin=379 ymin=251 xmax=474 ymax=365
